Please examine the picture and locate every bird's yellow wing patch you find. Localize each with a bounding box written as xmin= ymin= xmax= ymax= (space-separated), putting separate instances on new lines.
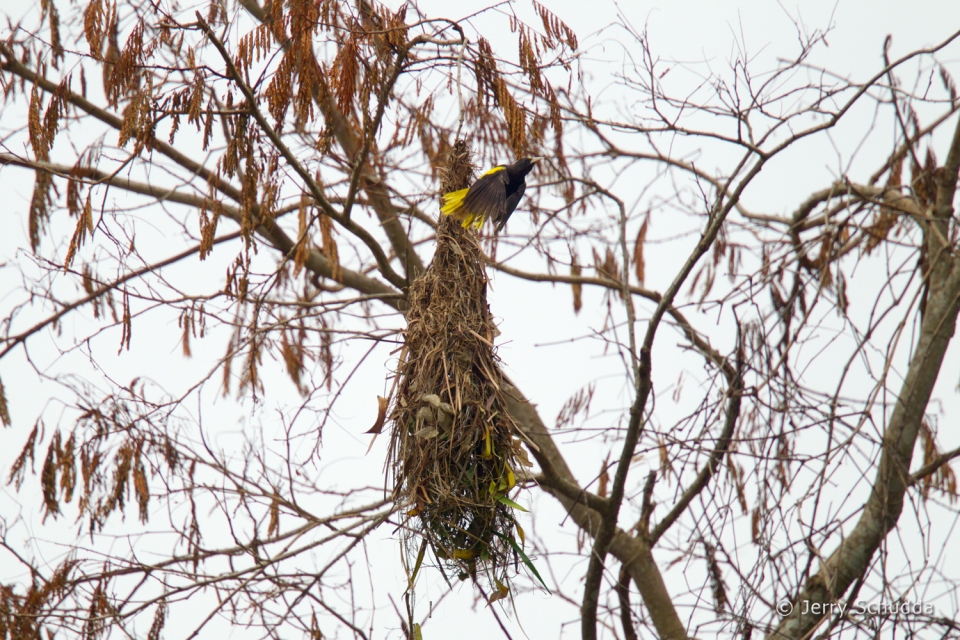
xmin=440 ymin=188 xmax=469 ymax=215
xmin=440 ymin=167 xmax=508 ymax=229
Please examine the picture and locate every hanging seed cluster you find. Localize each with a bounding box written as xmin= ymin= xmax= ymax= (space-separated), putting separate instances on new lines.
xmin=388 ymin=141 xmax=529 ymax=585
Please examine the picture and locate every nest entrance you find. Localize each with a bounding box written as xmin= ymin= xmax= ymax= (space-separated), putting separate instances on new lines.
xmin=388 ymin=142 xmax=531 ymax=588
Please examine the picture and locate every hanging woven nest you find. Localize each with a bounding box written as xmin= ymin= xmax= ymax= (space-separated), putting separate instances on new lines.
xmin=388 ymin=141 xmax=532 ymax=589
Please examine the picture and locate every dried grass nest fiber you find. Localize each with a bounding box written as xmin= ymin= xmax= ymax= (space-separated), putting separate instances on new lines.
xmin=388 ymin=141 xmax=533 ymax=587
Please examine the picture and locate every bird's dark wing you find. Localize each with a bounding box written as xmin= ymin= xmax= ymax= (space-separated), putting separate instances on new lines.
xmin=497 ymin=182 xmax=526 ymax=232
xmin=460 ymin=167 xmax=508 ymax=229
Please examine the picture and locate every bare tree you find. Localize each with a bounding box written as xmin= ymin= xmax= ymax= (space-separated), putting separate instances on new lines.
xmin=1 ymin=1 xmax=959 ymax=638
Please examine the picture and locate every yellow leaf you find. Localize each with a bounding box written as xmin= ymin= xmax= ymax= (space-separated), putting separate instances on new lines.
xmin=488 ymin=579 xmax=510 ymax=604
xmin=481 ymin=427 xmax=493 ymax=459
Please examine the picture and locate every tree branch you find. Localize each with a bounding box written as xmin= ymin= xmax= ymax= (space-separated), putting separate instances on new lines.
xmin=908 ymin=445 xmax=960 ymax=487
xmin=0 ymin=234 xmax=239 ymax=361
xmin=194 ymin=14 xmax=408 ymax=290
xmin=767 ymin=108 xmax=960 ymax=640
xmin=0 ymin=153 xmax=403 ymax=309
xmin=502 ymin=380 xmax=688 ymax=640
xmin=649 ymin=364 xmax=742 ymax=544
xmin=238 ymin=0 xmax=427 ymax=283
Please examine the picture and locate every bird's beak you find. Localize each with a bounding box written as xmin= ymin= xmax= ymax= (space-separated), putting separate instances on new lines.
xmin=531 ymin=157 xmax=544 ymax=164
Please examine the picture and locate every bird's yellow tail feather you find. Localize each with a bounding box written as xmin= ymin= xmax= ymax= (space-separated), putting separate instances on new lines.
xmin=441 ymin=188 xmax=486 ymax=229
xmin=461 ymin=213 xmax=484 ymax=230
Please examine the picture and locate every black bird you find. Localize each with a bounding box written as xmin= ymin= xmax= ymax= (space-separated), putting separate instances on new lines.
xmin=440 ymin=157 xmax=542 ymax=232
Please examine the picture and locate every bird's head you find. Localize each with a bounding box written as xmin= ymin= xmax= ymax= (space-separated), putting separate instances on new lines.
xmin=512 ymin=156 xmax=544 ymax=175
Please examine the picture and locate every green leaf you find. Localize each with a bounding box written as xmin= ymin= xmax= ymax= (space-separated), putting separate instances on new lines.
xmin=409 ymin=539 xmax=427 ymax=586
xmin=493 ymin=532 xmax=551 ymax=593
xmin=496 ymin=495 xmax=529 ymax=512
